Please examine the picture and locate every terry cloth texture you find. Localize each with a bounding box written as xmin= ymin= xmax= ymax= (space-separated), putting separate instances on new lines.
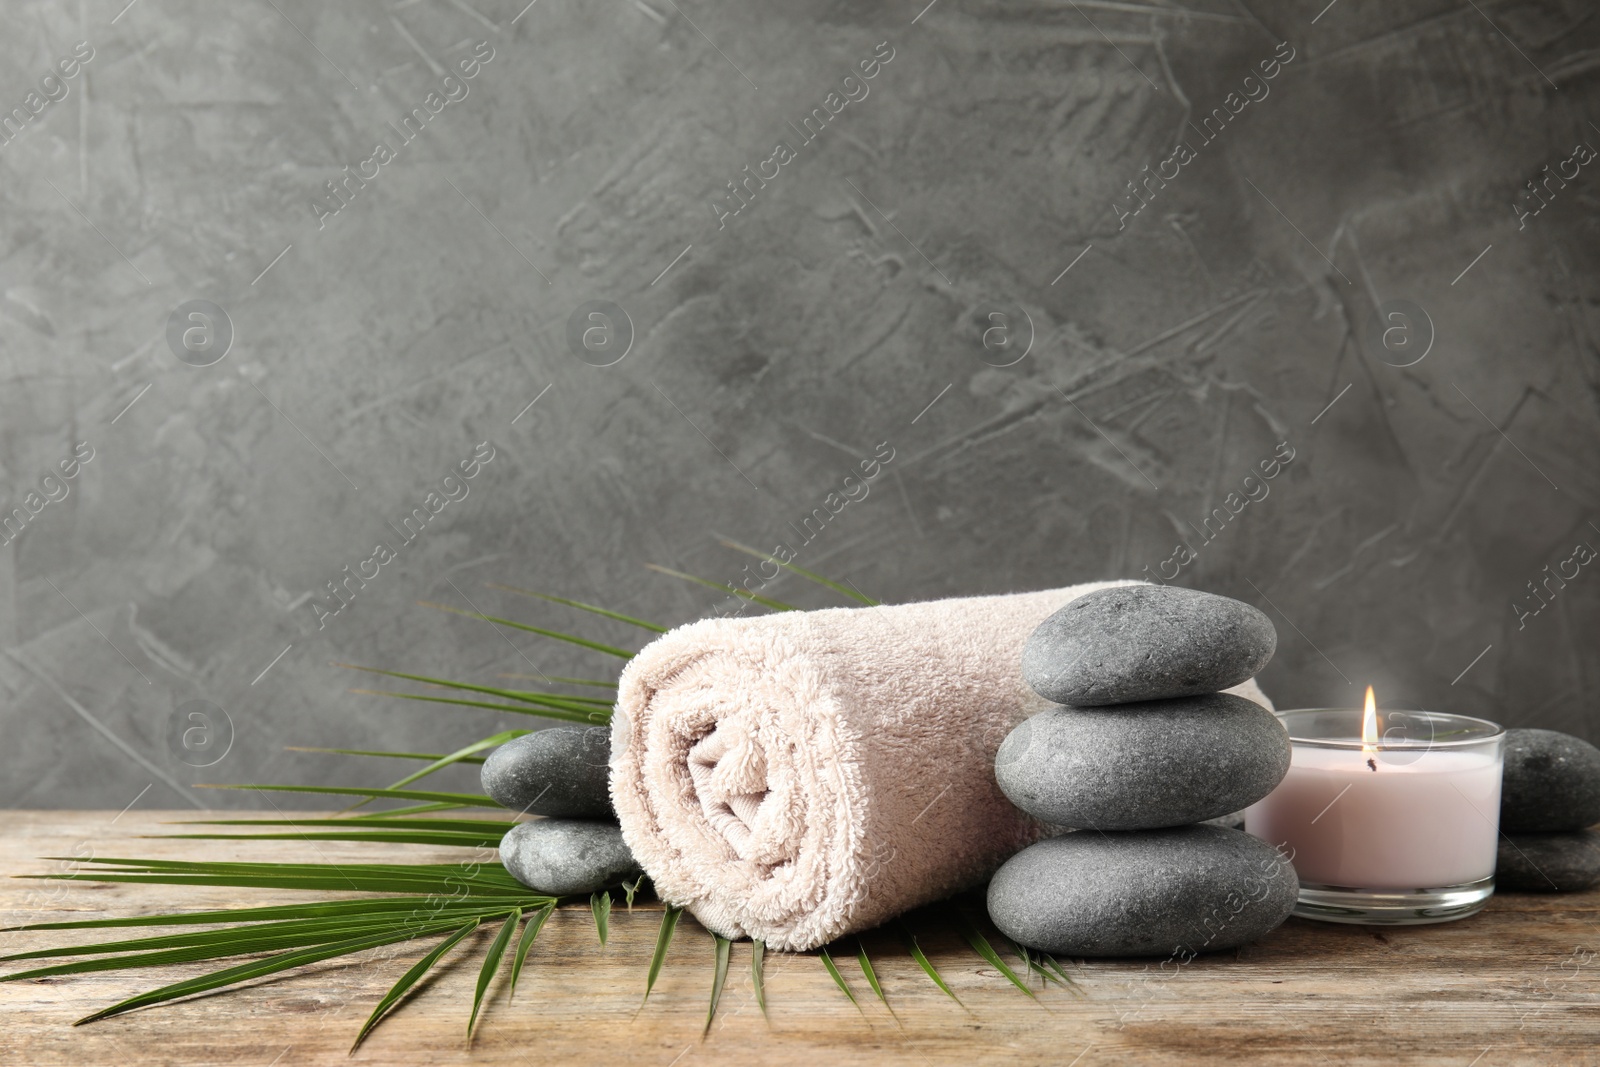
xmin=609 ymin=581 xmax=1273 ymax=951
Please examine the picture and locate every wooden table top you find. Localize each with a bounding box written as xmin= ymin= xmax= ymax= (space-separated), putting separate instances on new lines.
xmin=2 ymin=810 xmax=1596 ymax=1066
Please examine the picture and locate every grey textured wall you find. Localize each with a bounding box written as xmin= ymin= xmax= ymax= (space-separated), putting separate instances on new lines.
xmin=1 ymin=0 xmax=1596 ymax=810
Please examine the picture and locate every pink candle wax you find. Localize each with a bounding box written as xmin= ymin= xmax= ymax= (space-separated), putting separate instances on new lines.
xmin=1245 ymin=744 xmax=1502 ymax=889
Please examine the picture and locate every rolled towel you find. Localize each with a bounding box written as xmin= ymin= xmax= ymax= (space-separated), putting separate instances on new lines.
xmin=610 ymin=581 xmax=1273 ymax=952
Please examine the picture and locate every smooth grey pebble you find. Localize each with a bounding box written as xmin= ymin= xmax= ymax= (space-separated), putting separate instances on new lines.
xmin=1023 ymin=585 xmax=1276 ymax=706
xmin=1497 ymin=831 xmax=1600 ymax=892
xmin=499 ymin=818 xmax=642 ymax=896
xmin=482 ymin=726 xmax=612 ymax=818
xmin=1500 ymin=728 xmax=1600 ymax=833
xmin=987 ymin=825 xmax=1299 ymax=957
xmin=995 ymin=693 xmax=1291 ymax=830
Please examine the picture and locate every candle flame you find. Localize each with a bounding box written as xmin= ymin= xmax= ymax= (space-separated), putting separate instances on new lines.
xmin=1361 ymin=685 xmax=1378 ymax=750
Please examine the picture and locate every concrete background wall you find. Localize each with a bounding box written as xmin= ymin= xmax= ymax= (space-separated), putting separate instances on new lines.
xmin=1 ymin=0 xmax=1596 ymax=809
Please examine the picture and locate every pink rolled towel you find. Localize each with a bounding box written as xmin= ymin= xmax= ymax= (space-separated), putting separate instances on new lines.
xmin=609 ymin=581 xmax=1272 ymax=952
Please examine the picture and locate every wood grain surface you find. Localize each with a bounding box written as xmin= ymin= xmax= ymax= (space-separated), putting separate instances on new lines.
xmin=2 ymin=811 xmax=1597 ymax=1066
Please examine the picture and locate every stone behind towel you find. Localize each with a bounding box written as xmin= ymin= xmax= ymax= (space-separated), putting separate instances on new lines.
xmin=482 ymin=727 xmax=612 ymax=818
xmin=610 ymin=581 xmax=1274 ymax=952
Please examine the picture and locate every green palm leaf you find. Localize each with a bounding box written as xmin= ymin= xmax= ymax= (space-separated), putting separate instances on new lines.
xmin=418 ymin=601 xmax=636 ymax=658
xmin=351 ymin=918 xmax=482 ymax=1051
xmin=4 ymin=915 xmax=496 ymax=982
xmin=74 ymin=918 xmax=472 ymax=1026
xmin=507 ymin=904 xmax=554 ymax=1001
xmin=856 ymin=940 xmax=895 ymax=1018
xmin=359 ymin=800 xmax=473 ymax=817
xmin=201 ymin=783 xmax=502 ymax=808
xmin=468 ymin=909 xmax=521 ymax=1041
xmin=644 ymin=564 xmax=797 ymax=611
xmin=29 ymin=857 xmax=536 ymax=897
xmin=1 ymin=912 xmax=493 ymax=964
xmin=718 ymin=538 xmax=879 ymax=605
xmin=3 ymin=897 xmax=507 ymax=933
xmin=155 ymin=830 xmax=506 ymax=848
xmin=1004 ymin=938 xmax=1044 ymax=989
xmin=1039 ymin=952 xmax=1079 ymax=992
xmin=704 ymin=934 xmax=732 ymax=1036
xmin=897 ymin=925 xmax=963 ymax=1006
xmin=62 ymin=857 xmax=489 ymax=875
xmin=166 ymin=816 xmax=516 ymax=834
xmin=349 ymin=688 xmax=605 ymax=726
xmin=959 ymin=918 xmax=1036 ymax=999
xmin=642 ymin=905 xmax=682 ymax=1004
xmin=819 ymin=945 xmax=863 ymax=1014
xmin=751 ymin=939 xmax=767 ymax=1017
xmin=487 ymin=584 xmax=669 ymax=633
xmin=1006 ymin=937 xmax=1072 ymax=991
xmin=385 ymin=730 xmax=529 ymax=791
xmin=285 ymin=745 xmax=488 ymax=763
xmin=498 ymin=674 xmax=617 ymax=689
xmin=591 ymin=890 xmax=611 ymax=946
xmin=339 ymin=663 xmax=615 ymax=713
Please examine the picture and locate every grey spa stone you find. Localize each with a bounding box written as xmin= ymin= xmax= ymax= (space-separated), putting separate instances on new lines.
xmin=995 ymin=693 xmax=1290 ymax=829
xmin=1496 ymin=831 xmax=1600 ymax=892
xmin=481 ymin=726 xmax=612 ymax=818
xmin=1500 ymin=729 xmax=1600 ymax=833
xmin=1023 ymin=585 xmax=1277 ymax=706
xmin=987 ymin=825 xmax=1299 ymax=957
xmin=499 ymin=818 xmax=643 ymax=896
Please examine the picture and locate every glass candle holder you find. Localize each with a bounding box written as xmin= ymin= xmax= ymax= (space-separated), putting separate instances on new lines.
xmin=1244 ymin=707 xmax=1505 ymax=925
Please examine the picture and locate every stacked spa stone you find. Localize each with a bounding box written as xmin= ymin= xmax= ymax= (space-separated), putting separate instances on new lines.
xmin=482 ymin=726 xmax=643 ymax=895
xmin=988 ymin=585 xmax=1300 ymax=958
xmin=1495 ymin=729 xmax=1600 ymax=892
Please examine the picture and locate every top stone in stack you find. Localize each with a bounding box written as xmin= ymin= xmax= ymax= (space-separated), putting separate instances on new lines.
xmin=1021 ymin=583 xmax=1277 ymax=706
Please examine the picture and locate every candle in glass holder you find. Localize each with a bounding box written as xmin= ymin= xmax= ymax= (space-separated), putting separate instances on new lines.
xmin=1244 ymin=688 xmax=1504 ymax=924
